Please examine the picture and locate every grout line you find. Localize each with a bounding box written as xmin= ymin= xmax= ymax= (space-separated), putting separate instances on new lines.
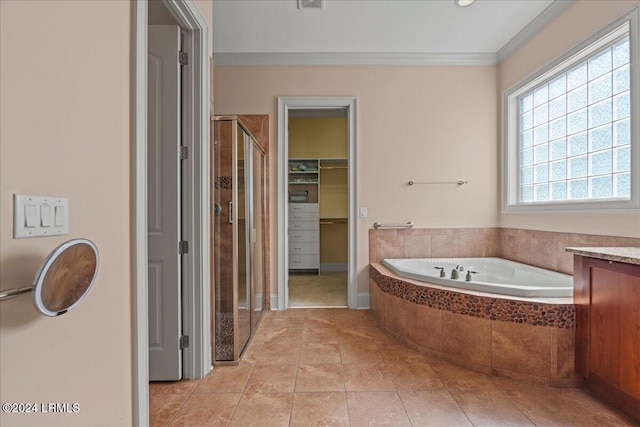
xmin=446 ymin=389 xmax=478 ymax=427
xmin=163 ymin=394 xmax=190 ymax=427
xmin=449 ymin=389 xmax=476 ymax=427
xmin=394 ymin=389 xmax=415 ymax=426
xmin=225 ymin=391 xmax=242 ymax=427
xmin=501 ymin=389 xmax=537 ymax=426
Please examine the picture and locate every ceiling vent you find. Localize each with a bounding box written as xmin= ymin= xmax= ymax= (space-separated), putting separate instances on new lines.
xmin=298 ymin=0 xmax=325 ymax=10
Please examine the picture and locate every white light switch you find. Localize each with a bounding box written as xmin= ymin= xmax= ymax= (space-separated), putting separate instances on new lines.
xmin=359 ymin=207 xmax=368 ymax=218
xmin=41 ymin=205 xmax=53 ymax=227
xmin=25 ymin=204 xmax=38 ymax=227
xmin=14 ymin=194 xmax=69 ymax=238
xmin=54 ymin=206 xmax=65 ymax=227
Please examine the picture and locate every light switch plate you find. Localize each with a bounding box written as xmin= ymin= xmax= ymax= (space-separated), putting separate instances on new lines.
xmin=14 ymin=194 xmax=69 ymax=238
xmin=359 ymin=207 xmax=368 ymax=218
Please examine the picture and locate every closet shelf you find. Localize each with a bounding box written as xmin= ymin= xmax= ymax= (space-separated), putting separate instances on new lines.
xmin=320 ymin=218 xmax=348 ymax=225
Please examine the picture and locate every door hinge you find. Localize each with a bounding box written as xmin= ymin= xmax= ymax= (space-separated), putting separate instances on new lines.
xmin=179 ymin=146 xmax=188 ymax=160
xmin=179 ymin=50 xmax=188 ymax=66
xmin=178 ymin=241 xmax=189 ymax=255
xmin=179 ymin=335 xmax=189 ymax=349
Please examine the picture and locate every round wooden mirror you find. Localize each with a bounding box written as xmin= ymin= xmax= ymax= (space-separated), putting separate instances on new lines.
xmin=32 ymin=239 xmax=99 ymax=316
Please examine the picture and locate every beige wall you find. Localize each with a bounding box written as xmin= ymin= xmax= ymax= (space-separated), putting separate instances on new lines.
xmin=0 ymin=0 xmax=213 ymax=425
xmin=498 ymin=0 xmax=640 ymax=238
xmin=214 ymin=65 xmax=498 ymax=295
xmin=0 ymin=1 xmax=132 ymax=426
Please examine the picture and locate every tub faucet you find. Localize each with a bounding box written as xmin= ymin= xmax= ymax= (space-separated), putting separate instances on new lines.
xmin=434 ymin=267 xmax=446 ymax=278
xmin=465 ymin=270 xmax=478 ymax=281
xmin=451 ymin=265 xmax=463 ymax=280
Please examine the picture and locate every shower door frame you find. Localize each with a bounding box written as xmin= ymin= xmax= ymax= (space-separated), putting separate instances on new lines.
xmin=213 ymin=116 xmax=267 ymax=362
xmin=277 ymin=97 xmax=358 ymax=310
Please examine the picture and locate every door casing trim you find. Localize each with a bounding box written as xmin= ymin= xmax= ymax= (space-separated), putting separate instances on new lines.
xmin=132 ymin=1 xmax=210 ymax=425
xmin=277 ymin=96 xmax=358 ymax=310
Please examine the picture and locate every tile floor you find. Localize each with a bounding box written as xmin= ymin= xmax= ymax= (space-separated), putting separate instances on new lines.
xmin=150 ymin=308 xmax=636 ymax=427
xmin=288 ymin=272 xmax=348 ymax=307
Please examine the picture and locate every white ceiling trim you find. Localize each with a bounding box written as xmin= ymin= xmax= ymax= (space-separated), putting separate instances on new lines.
xmin=213 ymin=0 xmax=575 ymax=67
xmin=213 ymin=52 xmax=498 ymax=66
xmin=497 ymin=0 xmax=575 ymax=63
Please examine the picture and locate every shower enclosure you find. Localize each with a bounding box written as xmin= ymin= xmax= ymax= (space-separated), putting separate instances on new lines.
xmin=212 ymin=116 xmax=266 ymax=363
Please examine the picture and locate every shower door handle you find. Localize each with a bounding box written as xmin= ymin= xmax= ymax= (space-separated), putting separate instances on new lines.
xmin=228 ymin=201 xmax=233 ymax=224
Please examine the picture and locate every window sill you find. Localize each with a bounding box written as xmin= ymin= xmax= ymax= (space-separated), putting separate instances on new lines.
xmin=502 ymin=199 xmax=640 ymax=213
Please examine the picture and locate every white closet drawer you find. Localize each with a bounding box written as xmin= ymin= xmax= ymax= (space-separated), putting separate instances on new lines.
xmin=289 ymin=242 xmax=319 ymax=255
xmin=289 ymin=254 xmax=320 ymax=269
xmin=289 ymin=203 xmax=319 ymax=213
xmin=288 ymin=230 xmax=319 ymax=242
xmin=289 ymin=212 xmax=318 ymax=222
xmin=288 ymin=221 xmax=319 ymax=231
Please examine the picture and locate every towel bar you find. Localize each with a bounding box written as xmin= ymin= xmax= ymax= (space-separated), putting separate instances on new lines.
xmin=408 ymin=180 xmax=467 ymax=186
xmin=373 ymin=222 xmax=414 ymax=229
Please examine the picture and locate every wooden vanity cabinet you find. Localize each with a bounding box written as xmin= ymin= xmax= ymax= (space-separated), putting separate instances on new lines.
xmin=574 ymin=256 xmax=640 ymax=423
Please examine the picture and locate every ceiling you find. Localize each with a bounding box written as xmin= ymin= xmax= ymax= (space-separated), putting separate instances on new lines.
xmin=212 ymin=0 xmax=574 ymax=65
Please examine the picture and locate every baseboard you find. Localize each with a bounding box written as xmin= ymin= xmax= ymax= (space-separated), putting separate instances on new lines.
xmin=320 ymin=263 xmax=348 ymax=273
xmin=270 ymin=294 xmax=279 ymax=310
xmin=357 ymin=292 xmax=370 ymax=309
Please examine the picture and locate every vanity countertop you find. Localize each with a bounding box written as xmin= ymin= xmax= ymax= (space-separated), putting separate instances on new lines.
xmin=565 ymin=247 xmax=640 ymax=265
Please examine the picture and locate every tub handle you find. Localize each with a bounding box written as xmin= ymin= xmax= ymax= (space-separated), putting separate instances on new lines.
xmin=434 ymin=267 xmax=445 ymax=278
xmin=465 ymin=271 xmax=479 ymax=282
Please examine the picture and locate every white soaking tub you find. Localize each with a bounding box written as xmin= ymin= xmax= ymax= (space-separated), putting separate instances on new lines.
xmin=382 ymin=257 xmax=573 ymax=298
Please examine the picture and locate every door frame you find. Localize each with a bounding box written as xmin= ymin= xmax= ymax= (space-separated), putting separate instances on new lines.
xmin=277 ymin=97 xmax=358 ymax=310
xmin=132 ymin=1 xmax=210 ymax=425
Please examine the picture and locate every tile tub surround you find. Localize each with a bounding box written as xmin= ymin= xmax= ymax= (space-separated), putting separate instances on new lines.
xmin=501 ymin=229 xmax=640 ymax=275
xmin=370 ymin=263 xmax=579 ymax=387
xmin=369 ymin=227 xmax=640 ymax=275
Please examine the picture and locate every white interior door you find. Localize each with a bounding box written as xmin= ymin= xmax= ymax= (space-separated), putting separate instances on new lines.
xmin=148 ymin=25 xmax=182 ymax=381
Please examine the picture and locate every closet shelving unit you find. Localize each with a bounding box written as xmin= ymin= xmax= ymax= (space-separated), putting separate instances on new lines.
xmin=288 ymin=158 xmax=348 ymax=274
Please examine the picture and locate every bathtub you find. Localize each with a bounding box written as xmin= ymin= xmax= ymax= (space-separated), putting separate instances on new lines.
xmin=382 ymin=257 xmax=573 ymax=298
xmin=370 ymin=261 xmax=577 ymax=386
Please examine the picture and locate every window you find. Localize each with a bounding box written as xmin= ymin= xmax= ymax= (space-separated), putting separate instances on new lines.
xmin=503 ymin=12 xmax=639 ymax=211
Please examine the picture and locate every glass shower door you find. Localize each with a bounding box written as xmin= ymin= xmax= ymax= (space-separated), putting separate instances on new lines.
xmin=213 ymin=119 xmax=234 ymax=361
xmin=251 ymin=143 xmax=266 ymax=331
xmin=213 ymin=117 xmax=265 ymax=362
xmin=236 ymin=126 xmax=251 ymax=354
xmin=212 ymin=120 xmax=251 ymax=361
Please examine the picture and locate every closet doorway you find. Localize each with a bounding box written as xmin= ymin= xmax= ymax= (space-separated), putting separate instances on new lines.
xmin=278 ymin=97 xmax=358 ymax=310
xmin=288 ymin=110 xmax=348 ymax=307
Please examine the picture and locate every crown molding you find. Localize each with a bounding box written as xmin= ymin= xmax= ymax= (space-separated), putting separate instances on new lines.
xmin=213 ymin=0 xmax=575 ymax=67
xmin=497 ymin=0 xmax=575 ymax=63
xmin=213 ymin=52 xmax=498 ymax=66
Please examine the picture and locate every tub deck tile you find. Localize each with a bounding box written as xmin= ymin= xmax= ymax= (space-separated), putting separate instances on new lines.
xmin=370 ymin=263 xmax=575 ymax=329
